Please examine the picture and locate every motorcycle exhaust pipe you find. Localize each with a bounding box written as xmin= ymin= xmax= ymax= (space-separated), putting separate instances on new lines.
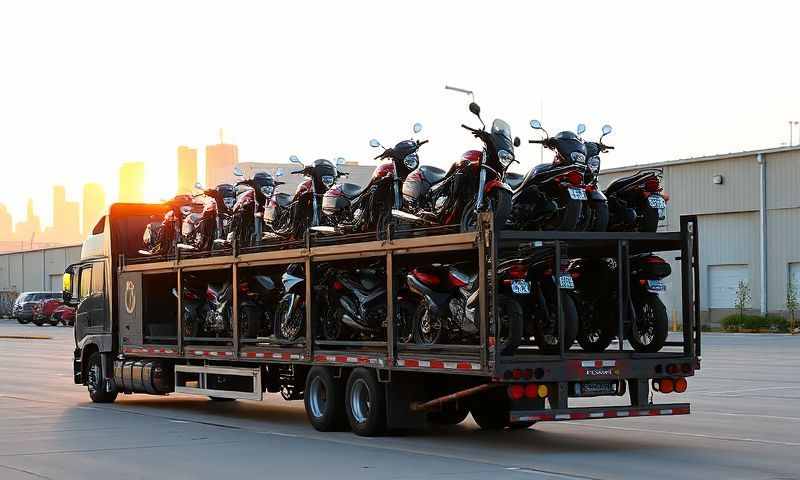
xmin=341 ymin=314 xmax=362 ymax=331
xmin=310 ymin=226 xmax=337 ymax=234
xmin=392 ymin=209 xmax=431 ymax=225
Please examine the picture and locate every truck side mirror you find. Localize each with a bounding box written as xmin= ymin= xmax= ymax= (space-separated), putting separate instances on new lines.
xmin=62 ymin=270 xmax=74 ymax=305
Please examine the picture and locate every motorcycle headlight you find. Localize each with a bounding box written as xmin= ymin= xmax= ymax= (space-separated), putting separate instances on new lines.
xmin=588 ymin=156 xmax=600 ymax=173
xmin=260 ymin=186 xmax=274 ymax=197
xmin=180 ymin=206 xmax=192 ymax=216
xmin=223 ymin=198 xmax=235 ymax=209
xmin=403 ymin=153 xmax=419 ymax=169
xmin=497 ymin=149 xmax=514 ymax=167
xmin=571 ymin=152 xmax=586 ymax=164
xmin=321 ymin=175 xmax=335 ymax=188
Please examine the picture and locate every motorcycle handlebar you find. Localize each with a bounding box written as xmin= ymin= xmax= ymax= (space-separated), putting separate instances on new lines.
xmin=290 ymin=170 xmax=304 ymax=175
xmin=603 ymin=145 xmax=615 ymax=150
xmin=461 ymin=124 xmax=478 ymax=132
xmin=529 ymin=139 xmax=546 ymax=144
xmin=417 ymin=139 xmax=429 ymax=147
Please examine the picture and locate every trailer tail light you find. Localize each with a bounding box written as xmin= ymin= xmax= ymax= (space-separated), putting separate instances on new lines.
xmin=674 ymin=378 xmax=687 ymax=393
xmin=666 ymin=364 xmax=679 ymax=375
xmin=524 ymin=384 xmax=538 ymax=399
xmin=507 ymin=384 xmax=524 ymax=400
xmin=537 ymin=384 xmax=549 ymax=398
xmin=659 ymin=378 xmax=674 ymax=394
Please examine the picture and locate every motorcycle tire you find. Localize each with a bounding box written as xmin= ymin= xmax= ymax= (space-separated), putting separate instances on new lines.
xmin=395 ymin=298 xmax=416 ymax=344
xmin=48 ymin=313 xmax=61 ymax=327
xmin=459 ymin=188 xmax=512 ymax=233
xmin=638 ymin=203 xmax=660 ymax=232
xmin=277 ymin=300 xmax=305 ymax=342
xmin=555 ymin=189 xmax=583 ymax=231
xmin=375 ymin=209 xmax=392 ymax=241
xmin=494 ymin=294 xmax=524 ymax=356
xmin=240 ymin=304 xmax=262 ymax=339
xmin=533 ymin=289 xmax=579 ymax=354
xmin=580 ymin=201 xmax=609 ymax=232
xmin=575 ymin=299 xmax=614 ymax=353
xmin=629 ymin=294 xmax=668 ymax=353
xmin=321 ymin=304 xmax=345 ymax=341
xmin=413 ymin=303 xmax=445 ymax=346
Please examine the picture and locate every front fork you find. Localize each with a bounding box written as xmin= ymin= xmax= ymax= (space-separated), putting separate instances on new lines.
xmin=475 ymin=167 xmax=487 ymax=211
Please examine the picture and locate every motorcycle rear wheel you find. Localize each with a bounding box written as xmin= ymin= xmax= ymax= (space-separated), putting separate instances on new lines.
xmin=413 ymin=303 xmax=445 ymax=345
xmin=493 ymin=294 xmax=524 ymax=356
xmin=553 ymin=189 xmax=582 ymax=231
xmin=533 ymin=289 xmax=579 ymax=353
xmin=629 ymin=294 xmax=668 ymax=353
xmin=638 ymin=203 xmax=660 ymax=232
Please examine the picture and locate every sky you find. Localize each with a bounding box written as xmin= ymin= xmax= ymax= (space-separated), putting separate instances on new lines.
xmin=1 ymin=0 xmax=799 ymax=229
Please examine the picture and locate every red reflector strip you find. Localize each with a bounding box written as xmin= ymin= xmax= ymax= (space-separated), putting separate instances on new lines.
xmin=189 ymin=350 xmax=235 ymax=358
xmin=242 ymin=351 xmax=305 ymax=361
xmin=509 ymin=406 xmax=690 ymax=423
xmin=313 ymin=354 xmax=386 ymax=366
xmin=397 ymin=358 xmax=482 ymax=371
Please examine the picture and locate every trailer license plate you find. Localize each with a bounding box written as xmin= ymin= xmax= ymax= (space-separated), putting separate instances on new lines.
xmin=568 ymin=188 xmax=587 ymax=200
xmin=559 ymin=275 xmax=575 ymax=289
xmin=574 ymin=381 xmax=617 ymax=397
xmin=647 ymin=280 xmax=666 ymax=292
xmin=511 ymin=280 xmax=530 ymax=295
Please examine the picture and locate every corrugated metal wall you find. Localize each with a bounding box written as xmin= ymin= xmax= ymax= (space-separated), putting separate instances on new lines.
xmin=0 ymin=245 xmax=82 ymax=294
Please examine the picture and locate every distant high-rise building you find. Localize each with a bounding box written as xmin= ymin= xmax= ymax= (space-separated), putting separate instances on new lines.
xmin=50 ymin=186 xmax=80 ymax=242
xmin=82 ymin=183 xmax=105 ymax=236
xmin=205 ymin=130 xmax=238 ymax=187
xmin=14 ymin=199 xmax=41 ymax=242
xmin=0 ymin=204 xmax=12 ymax=240
xmin=119 ymin=162 xmax=145 ymax=203
xmin=177 ymin=146 xmax=198 ymax=194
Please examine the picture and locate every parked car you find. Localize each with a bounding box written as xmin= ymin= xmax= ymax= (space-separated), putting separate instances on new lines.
xmin=51 ymin=304 xmax=75 ymax=326
xmin=32 ymin=296 xmax=66 ymax=326
xmin=12 ymin=292 xmax=61 ymax=324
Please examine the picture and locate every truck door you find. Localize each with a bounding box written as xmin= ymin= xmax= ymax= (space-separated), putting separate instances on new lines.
xmin=74 ymin=261 xmax=109 ymax=344
xmin=74 ymin=264 xmax=93 ymax=344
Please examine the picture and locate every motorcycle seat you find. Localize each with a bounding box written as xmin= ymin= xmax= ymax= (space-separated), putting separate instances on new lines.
xmin=340 ymin=183 xmax=363 ymax=199
xmin=420 ymin=165 xmax=447 ymax=185
xmin=274 ymin=192 xmax=292 ymax=208
xmin=505 ymin=171 xmax=524 ymax=190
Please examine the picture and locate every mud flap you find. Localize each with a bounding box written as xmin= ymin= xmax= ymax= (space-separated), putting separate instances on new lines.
xmin=384 ymin=373 xmax=427 ymax=431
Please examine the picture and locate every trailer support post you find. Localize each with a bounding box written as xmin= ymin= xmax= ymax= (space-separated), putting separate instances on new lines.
xmin=177 ymin=268 xmax=183 ymax=355
xmin=629 ymin=379 xmax=649 ymax=407
xmin=386 ymin=251 xmax=395 ymax=369
xmin=232 ymin=265 xmax=239 ymax=358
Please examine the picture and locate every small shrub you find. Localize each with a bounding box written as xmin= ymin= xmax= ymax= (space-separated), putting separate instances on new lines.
xmin=767 ymin=315 xmax=789 ymax=333
xmin=719 ymin=314 xmax=788 ymax=332
xmin=720 ymin=315 xmax=741 ymax=331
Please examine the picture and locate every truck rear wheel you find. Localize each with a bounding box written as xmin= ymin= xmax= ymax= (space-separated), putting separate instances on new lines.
xmin=345 ymin=368 xmax=386 ymax=436
xmin=305 ymin=366 xmax=348 ymax=432
xmin=86 ymin=352 xmax=117 ymax=403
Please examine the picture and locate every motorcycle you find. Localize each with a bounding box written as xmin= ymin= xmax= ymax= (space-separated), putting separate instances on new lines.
xmin=496 ymin=252 xmax=579 ymax=353
xmin=266 ymin=156 xmax=343 ymax=240
xmin=568 ymin=253 xmax=670 ymax=353
xmin=316 ymin=123 xmax=427 ymax=239
xmin=139 ymin=194 xmax=193 ymax=256
xmin=393 ymin=100 xmax=518 ymax=232
xmin=176 ymin=183 xmax=236 ymax=252
xmin=575 ymin=125 xmax=614 ymax=232
xmin=505 ymin=121 xmax=590 ymax=231
xmin=228 ymin=169 xmax=279 ymax=248
xmin=604 ymin=157 xmax=668 ymax=232
xmin=405 ymin=262 xmax=523 ymax=355
xmin=238 ymin=274 xmax=279 ymax=339
xmin=203 ymin=281 xmax=233 ymax=338
xmin=275 ymin=263 xmax=307 ymax=341
xmin=172 ymin=275 xmax=209 ymax=338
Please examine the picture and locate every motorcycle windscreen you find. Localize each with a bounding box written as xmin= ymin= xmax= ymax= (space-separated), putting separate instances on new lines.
xmin=490 ymin=119 xmax=514 ymax=153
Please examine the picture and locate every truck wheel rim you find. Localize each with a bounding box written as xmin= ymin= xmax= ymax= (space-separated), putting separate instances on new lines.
xmin=350 ymin=378 xmax=371 ymax=424
xmin=308 ymin=377 xmax=327 ymax=418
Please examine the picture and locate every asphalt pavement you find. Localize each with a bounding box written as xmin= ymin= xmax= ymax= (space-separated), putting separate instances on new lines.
xmin=0 ymin=320 xmax=798 ymax=480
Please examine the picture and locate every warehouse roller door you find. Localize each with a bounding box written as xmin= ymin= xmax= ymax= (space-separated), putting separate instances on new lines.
xmin=709 ymin=265 xmax=750 ymax=309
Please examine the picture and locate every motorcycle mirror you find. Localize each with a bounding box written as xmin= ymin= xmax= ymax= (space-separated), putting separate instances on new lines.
xmin=369 ymin=139 xmax=381 ymax=148
xmin=194 ymin=182 xmax=203 ymax=190
xmin=335 ymin=157 xmax=346 ymax=166
xmin=289 ymin=155 xmax=302 ymax=165
xmin=233 ymin=167 xmax=244 ymax=177
xmin=275 ymin=168 xmax=284 ymax=177
xmin=171 ymin=288 xmax=178 ymax=298
xmin=577 ymin=123 xmax=586 ymax=135
xmin=513 ymin=137 xmax=521 ymax=148
xmin=413 ymin=122 xmax=423 ymax=134
xmin=469 ymin=102 xmax=481 ymax=117
xmin=530 ymin=119 xmax=543 ymax=130
xmin=602 ymin=124 xmax=613 ymax=135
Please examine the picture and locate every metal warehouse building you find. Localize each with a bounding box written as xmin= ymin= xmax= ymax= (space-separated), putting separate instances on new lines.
xmin=0 ymin=245 xmax=82 ymax=314
xmin=599 ymin=146 xmax=799 ymax=325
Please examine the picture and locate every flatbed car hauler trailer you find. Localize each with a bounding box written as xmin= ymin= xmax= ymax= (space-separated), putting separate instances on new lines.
xmin=66 ymin=203 xmax=700 ymax=436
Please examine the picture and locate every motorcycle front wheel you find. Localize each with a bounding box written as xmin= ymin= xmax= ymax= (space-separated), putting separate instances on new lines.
xmin=552 ymin=189 xmax=583 ymax=231
xmin=413 ymin=303 xmax=445 ymax=345
xmin=493 ymin=294 xmax=524 ymax=356
xmin=459 ymin=188 xmax=512 ymax=233
xmin=575 ymin=298 xmax=614 ymax=353
xmin=628 ymin=294 xmax=668 ymax=353
xmin=276 ymin=299 xmax=305 ymax=342
xmin=577 ymin=201 xmax=609 ymax=232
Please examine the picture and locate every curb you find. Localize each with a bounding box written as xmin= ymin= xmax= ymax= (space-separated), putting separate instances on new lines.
xmin=0 ymin=335 xmax=52 ymax=340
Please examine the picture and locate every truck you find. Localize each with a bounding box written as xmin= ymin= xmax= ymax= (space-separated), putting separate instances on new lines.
xmin=64 ymin=203 xmax=701 ymax=436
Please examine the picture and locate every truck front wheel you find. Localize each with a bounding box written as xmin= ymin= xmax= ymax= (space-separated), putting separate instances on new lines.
xmin=345 ymin=368 xmax=386 ymax=436
xmin=305 ymin=366 xmax=348 ymax=432
xmin=86 ymin=352 xmax=117 ymax=403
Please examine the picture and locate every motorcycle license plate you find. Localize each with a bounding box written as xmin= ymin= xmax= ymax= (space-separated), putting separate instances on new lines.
xmin=648 ymin=195 xmax=666 ymax=210
xmin=511 ymin=280 xmax=530 ymax=295
xmin=568 ymin=188 xmax=587 ymax=201
xmin=647 ymin=280 xmax=666 ymax=293
xmin=559 ymin=275 xmax=575 ymax=289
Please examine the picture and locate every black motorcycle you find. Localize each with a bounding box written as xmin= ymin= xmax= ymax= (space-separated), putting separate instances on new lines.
xmin=267 ymin=156 xmax=343 ymax=241
xmin=176 ymin=183 xmax=237 ymax=252
xmin=568 ymin=253 xmax=670 ymax=353
xmin=204 ymin=281 xmax=232 ymax=338
xmin=317 ymin=124 xmax=427 ymax=239
xmin=238 ymin=274 xmax=279 ymax=339
xmin=228 ymin=170 xmax=278 ymax=247
xmin=394 ymin=100 xmax=518 ymax=232
xmin=497 ymin=252 xmax=579 ymax=353
xmin=405 ymin=262 xmax=523 ymax=355
xmin=173 ymin=274 xmax=208 ymax=338
xmin=506 ymin=121 xmax=590 ymax=231
xmin=575 ymin=125 xmax=614 ymax=232
xmin=604 ymin=161 xmax=668 ymax=233
xmin=139 ymin=194 xmax=193 ymax=256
